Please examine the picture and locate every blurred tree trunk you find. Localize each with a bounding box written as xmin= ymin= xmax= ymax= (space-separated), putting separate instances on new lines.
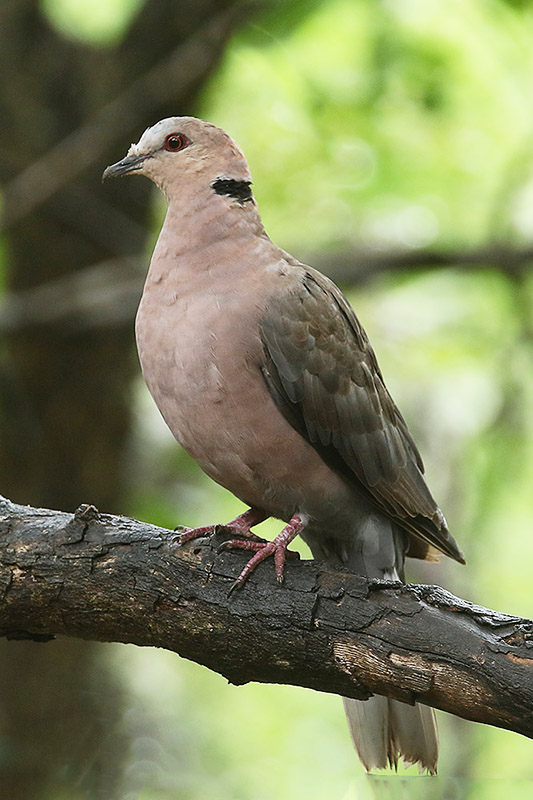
xmin=0 ymin=1 xmax=255 ymax=797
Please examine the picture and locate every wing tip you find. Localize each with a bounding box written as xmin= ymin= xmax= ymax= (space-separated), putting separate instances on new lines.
xmin=440 ymin=529 xmax=466 ymax=565
xmin=405 ymin=515 xmax=466 ymax=565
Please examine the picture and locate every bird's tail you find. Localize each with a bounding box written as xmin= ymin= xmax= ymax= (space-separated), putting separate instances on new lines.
xmin=305 ymin=515 xmax=439 ymax=773
xmin=343 ymin=695 xmax=438 ymax=774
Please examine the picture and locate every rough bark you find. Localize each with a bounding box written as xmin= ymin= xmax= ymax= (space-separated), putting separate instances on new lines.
xmin=2 ymin=496 xmax=532 ymax=740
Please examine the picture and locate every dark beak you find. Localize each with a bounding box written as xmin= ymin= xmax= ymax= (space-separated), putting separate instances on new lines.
xmin=102 ymin=153 xmax=147 ymax=182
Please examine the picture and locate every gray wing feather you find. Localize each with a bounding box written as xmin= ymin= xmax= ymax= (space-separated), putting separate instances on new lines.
xmin=261 ymin=267 xmax=465 ymax=563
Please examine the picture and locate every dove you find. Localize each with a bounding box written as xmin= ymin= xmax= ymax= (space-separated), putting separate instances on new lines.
xmin=103 ymin=116 xmax=465 ymax=774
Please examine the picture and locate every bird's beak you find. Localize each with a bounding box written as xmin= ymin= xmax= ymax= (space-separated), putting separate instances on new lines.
xmin=102 ymin=153 xmax=147 ymax=181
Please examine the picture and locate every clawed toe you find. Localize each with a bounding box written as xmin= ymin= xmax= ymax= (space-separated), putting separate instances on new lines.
xmin=218 ymin=537 xmax=267 ymax=553
xmin=174 ymin=512 xmax=305 ymax=595
xmin=217 ymin=528 xmax=266 ymax=544
xmin=225 ymin=514 xmax=305 ymax=593
xmin=175 ymin=507 xmax=268 ymax=549
xmin=174 ymin=524 xmax=216 ymax=545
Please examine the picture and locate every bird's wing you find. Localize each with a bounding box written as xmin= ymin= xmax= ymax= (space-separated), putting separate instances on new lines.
xmin=260 ymin=265 xmax=464 ymax=563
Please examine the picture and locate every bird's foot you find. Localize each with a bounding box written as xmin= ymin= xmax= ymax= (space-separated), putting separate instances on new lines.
xmin=174 ymin=523 xmax=216 ymax=545
xmin=174 ymin=507 xmax=267 ymax=546
xmin=222 ymin=514 xmax=304 ymax=594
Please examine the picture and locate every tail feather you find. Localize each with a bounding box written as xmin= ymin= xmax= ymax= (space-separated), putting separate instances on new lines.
xmin=342 ymin=695 xmax=390 ymax=771
xmin=389 ymin=698 xmax=438 ymax=772
xmin=343 ymin=696 xmax=438 ymax=774
xmin=305 ymin=516 xmax=440 ymax=774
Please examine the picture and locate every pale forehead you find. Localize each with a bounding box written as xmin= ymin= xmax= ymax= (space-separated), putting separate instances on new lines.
xmin=133 ymin=116 xmax=223 ymax=153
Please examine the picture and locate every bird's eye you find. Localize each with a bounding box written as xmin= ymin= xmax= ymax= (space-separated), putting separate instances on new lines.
xmin=164 ymin=133 xmax=188 ymax=152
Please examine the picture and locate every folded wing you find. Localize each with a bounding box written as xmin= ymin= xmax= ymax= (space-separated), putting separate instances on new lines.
xmin=260 ymin=266 xmax=464 ymax=563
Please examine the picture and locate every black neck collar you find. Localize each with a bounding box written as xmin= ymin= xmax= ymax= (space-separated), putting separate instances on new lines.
xmin=211 ymin=178 xmax=253 ymax=203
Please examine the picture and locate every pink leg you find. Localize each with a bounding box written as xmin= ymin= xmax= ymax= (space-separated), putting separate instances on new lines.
xmin=222 ymin=514 xmax=305 ymax=594
xmin=219 ymin=507 xmax=269 ymax=539
xmin=175 ymin=507 xmax=267 ymax=546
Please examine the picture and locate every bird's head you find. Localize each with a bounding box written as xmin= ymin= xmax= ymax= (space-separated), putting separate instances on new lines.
xmin=102 ymin=116 xmax=252 ymax=201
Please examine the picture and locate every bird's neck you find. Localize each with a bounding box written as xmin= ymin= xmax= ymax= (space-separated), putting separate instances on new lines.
xmin=146 ymin=182 xmax=271 ymax=288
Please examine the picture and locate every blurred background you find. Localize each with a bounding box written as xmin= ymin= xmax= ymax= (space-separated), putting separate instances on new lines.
xmin=1 ymin=0 xmax=533 ymax=797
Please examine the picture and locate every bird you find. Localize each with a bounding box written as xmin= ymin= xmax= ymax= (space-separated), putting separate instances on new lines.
xmin=103 ymin=116 xmax=465 ymax=775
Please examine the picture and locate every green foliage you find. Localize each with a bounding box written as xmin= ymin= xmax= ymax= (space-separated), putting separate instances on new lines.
xmin=203 ymin=0 xmax=533 ymax=253
xmin=42 ymin=0 xmax=143 ymax=44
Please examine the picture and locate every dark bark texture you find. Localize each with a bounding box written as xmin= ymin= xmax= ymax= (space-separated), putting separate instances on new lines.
xmin=2 ymin=496 xmax=532 ymax=740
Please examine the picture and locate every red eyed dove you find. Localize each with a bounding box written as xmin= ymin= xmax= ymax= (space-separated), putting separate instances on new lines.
xmin=103 ymin=117 xmax=465 ymax=775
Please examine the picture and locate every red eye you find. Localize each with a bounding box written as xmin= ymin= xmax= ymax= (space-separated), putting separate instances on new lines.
xmin=164 ymin=133 xmax=188 ymax=152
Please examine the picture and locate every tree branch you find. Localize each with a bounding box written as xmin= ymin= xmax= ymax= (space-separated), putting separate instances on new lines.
xmin=313 ymin=241 xmax=533 ymax=283
xmin=1 ymin=496 xmax=532 ymax=738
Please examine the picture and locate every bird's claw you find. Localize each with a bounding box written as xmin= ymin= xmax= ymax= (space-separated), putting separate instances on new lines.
xmin=217 ymin=527 xmax=266 ymax=544
xmin=226 ymin=539 xmax=298 ymax=595
xmin=173 ymin=513 xmax=304 ymax=597
xmin=224 ymin=515 xmax=304 ymax=595
xmin=173 ymin=524 xmax=216 ymax=545
xmin=173 ymin=507 xmax=267 ymax=548
xmin=218 ymin=536 xmax=268 ymax=554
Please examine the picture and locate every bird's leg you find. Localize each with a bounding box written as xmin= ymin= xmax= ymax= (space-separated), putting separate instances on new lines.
xmin=218 ymin=507 xmax=269 ymax=539
xmin=222 ymin=514 xmax=305 ymax=594
xmin=175 ymin=506 xmax=267 ymax=546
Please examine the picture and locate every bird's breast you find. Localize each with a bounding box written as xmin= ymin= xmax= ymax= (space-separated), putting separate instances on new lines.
xmin=135 ymin=275 xmax=274 ymax=498
xmin=136 ymin=279 xmax=253 ymax=429
xmin=134 ymin=262 xmax=363 ymax=528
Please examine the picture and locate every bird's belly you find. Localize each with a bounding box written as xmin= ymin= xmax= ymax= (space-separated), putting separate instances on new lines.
xmin=135 ymin=292 xmax=357 ymax=523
